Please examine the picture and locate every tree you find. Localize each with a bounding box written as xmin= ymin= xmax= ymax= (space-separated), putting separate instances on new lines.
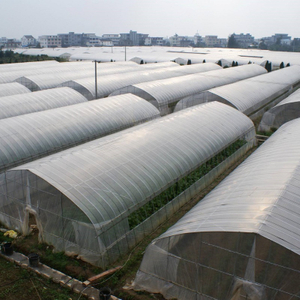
xmin=227 ymin=34 xmax=239 ymax=48
xmin=258 ymin=39 xmax=268 ymax=50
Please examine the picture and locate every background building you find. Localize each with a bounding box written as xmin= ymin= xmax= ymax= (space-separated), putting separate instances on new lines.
xmin=21 ymin=35 xmax=37 ymax=47
xmin=38 ymin=35 xmax=62 ymax=48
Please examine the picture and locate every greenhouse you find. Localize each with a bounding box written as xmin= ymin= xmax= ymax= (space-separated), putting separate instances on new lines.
xmin=0 ymin=60 xmax=58 ymax=73
xmin=0 ymin=94 xmax=160 ymax=172
xmin=111 ymin=64 xmax=266 ymax=116
xmin=134 ymin=118 xmax=300 ymax=300
xmin=60 ymin=62 xmax=221 ymax=100
xmin=0 ymin=102 xmax=255 ymax=267
xmin=0 ymin=61 xmax=138 ymax=84
xmin=193 ymin=65 xmax=300 ymax=119
xmin=0 ymin=82 xmax=31 ymax=98
xmin=259 ymin=88 xmax=300 ymax=132
xmin=14 ymin=61 xmax=177 ymax=91
xmin=0 ymin=61 xmax=95 ymax=84
xmin=0 ymin=87 xmax=87 ymax=120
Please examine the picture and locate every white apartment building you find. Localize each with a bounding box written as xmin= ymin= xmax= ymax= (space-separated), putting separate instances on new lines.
xmin=38 ymin=35 xmax=62 ymax=48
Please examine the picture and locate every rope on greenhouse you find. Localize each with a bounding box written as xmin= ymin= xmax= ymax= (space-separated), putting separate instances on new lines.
xmin=140 ymin=263 xmax=300 ymax=299
xmin=201 ymin=241 xmax=300 ymax=275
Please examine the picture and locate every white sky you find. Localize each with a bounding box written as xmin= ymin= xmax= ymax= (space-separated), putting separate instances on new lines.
xmin=1 ymin=0 xmax=300 ymax=39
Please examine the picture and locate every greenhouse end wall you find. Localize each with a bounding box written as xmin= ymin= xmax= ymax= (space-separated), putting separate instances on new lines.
xmin=0 ymin=170 xmax=105 ymax=266
xmin=134 ymin=232 xmax=300 ymax=299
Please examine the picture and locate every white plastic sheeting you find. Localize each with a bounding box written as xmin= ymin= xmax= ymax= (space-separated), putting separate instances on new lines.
xmin=111 ymin=64 xmax=267 ymax=116
xmin=0 ymin=60 xmax=58 ymax=72
xmin=60 ymin=63 xmax=221 ymax=100
xmin=259 ymin=88 xmax=300 ymax=132
xmin=0 ymin=102 xmax=255 ymax=267
xmin=198 ymin=65 xmax=300 ymax=118
xmin=0 ymin=82 xmax=31 ymax=98
xmin=0 ymin=94 xmax=160 ymax=172
xmin=134 ymin=118 xmax=300 ymax=300
xmin=14 ymin=47 xmax=300 ymax=67
xmin=0 ymin=87 xmax=87 ymax=120
xmin=14 ymin=62 xmax=178 ymax=91
xmin=0 ymin=61 xmax=94 ymax=84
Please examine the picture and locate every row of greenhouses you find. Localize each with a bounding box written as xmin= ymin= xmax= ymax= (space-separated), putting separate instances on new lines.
xmin=110 ymin=64 xmax=267 ymax=115
xmin=0 ymin=94 xmax=160 ymax=172
xmin=173 ymin=65 xmax=300 ymax=118
xmin=59 ymin=62 xmax=221 ymax=100
xmin=14 ymin=46 xmax=300 ymax=67
xmin=134 ymin=117 xmax=300 ymax=300
xmin=0 ymin=102 xmax=256 ymax=267
xmin=0 ymin=87 xmax=87 ymax=119
xmin=201 ymin=65 xmax=300 ymax=119
xmin=15 ymin=61 xmax=177 ymax=91
xmin=0 ymin=82 xmax=31 ymax=98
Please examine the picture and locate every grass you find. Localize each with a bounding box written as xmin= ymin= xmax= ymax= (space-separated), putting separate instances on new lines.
xmin=0 ymin=254 xmax=86 ymax=300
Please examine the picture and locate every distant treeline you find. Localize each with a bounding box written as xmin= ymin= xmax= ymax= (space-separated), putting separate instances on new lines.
xmin=0 ymin=50 xmax=67 ymax=64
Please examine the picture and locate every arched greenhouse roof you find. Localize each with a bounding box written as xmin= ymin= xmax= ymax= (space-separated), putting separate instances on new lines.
xmin=10 ymin=101 xmax=255 ymax=227
xmin=14 ymin=62 xmax=178 ymax=91
xmin=0 ymin=87 xmax=87 ymax=120
xmin=0 ymin=61 xmax=135 ymax=84
xmin=60 ymin=63 xmax=221 ymax=100
xmin=259 ymin=88 xmax=300 ymax=132
xmin=153 ymin=117 xmax=300 ymax=256
xmin=0 ymin=60 xmax=58 ymax=73
xmin=0 ymin=94 xmax=160 ymax=172
xmin=201 ymin=65 xmax=300 ymax=117
xmin=0 ymin=82 xmax=31 ymax=98
xmin=111 ymin=64 xmax=267 ymax=116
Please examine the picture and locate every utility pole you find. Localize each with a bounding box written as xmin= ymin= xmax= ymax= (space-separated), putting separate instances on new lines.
xmin=94 ymin=60 xmax=98 ymax=99
xmin=125 ymin=44 xmax=127 ymax=61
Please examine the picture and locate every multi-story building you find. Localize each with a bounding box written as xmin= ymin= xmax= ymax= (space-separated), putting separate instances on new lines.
xmin=58 ymin=32 xmax=82 ymax=47
xmin=0 ymin=37 xmax=7 ymax=47
xmin=169 ymin=34 xmax=182 ymax=47
xmin=218 ymin=38 xmax=228 ymax=47
xmin=102 ymin=34 xmax=120 ymax=46
xmin=204 ymin=35 xmax=219 ymax=47
xmin=38 ymin=35 xmax=62 ymax=48
xmin=261 ymin=33 xmax=292 ymax=47
xmin=21 ymin=35 xmax=37 ymax=47
xmin=232 ymin=33 xmax=254 ymax=48
xmin=5 ymin=39 xmax=21 ymax=49
xmin=145 ymin=37 xmax=164 ymax=46
xmin=194 ymin=32 xmax=203 ymax=46
xmin=120 ymin=30 xmax=149 ymax=46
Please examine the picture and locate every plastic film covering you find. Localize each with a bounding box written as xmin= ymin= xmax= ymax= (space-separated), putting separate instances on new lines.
xmin=0 ymin=82 xmax=31 ymax=98
xmin=259 ymin=88 xmax=300 ymax=132
xmin=60 ymin=63 xmax=221 ymax=100
xmin=201 ymin=65 xmax=300 ymax=118
xmin=0 ymin=102 xmax=255 ymax=266
xmin=134 ymin=118 xmax=300 ymax=300
xmin=112 ymin=64 xmax=267 ymax=116
xmin=0 ymin=61 xmax=137 ymax=84
xmin=0 ymin=94 xmax=160 ymax=172
xmin=14 ymin=62 xmax=174 ymax=91
xmin=0 ymin=60 xmax=58 ymax=73
xmin=0 ymin=61 xmax=95 ymax=84
xmin=0 ymin=87 xmax=87 ymax=120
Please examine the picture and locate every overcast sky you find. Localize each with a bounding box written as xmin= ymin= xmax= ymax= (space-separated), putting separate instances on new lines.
xmin=2 ymin=0 xmax=299 ymax=39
